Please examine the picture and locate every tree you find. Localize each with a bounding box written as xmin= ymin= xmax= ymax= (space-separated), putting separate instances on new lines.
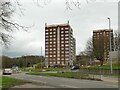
xmin=0 ymin=0 xmax=27 ymax=47
xmin=114 ymin=30 xmax=119 ymax=51
xmin=93 ymin=34 xmax=105 ymax=65
xmin=84 ymin=37 xmax=94 ymax=65
xmin=77 ymin=51 xmax=90 ymax=66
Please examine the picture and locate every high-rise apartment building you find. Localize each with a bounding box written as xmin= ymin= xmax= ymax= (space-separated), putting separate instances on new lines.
xmin=45 ymin=22 xmax=76 ymax=67
xmin=93 ymin=29 xmax=114 ymax=62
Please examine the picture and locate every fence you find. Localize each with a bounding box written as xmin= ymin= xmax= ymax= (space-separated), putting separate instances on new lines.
xmin=70 ymin=68 xmax=119 ymax=80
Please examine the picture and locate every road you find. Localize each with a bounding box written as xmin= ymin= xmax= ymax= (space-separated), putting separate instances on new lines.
xmin=6 ymin=72 xmax=118 ymax=88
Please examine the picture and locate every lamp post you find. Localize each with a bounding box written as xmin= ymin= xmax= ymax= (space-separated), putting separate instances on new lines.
xmin=107 ymin=17 xmax=112 ymax=74
xmin=41 ymin=47 xmax=42 ymax=69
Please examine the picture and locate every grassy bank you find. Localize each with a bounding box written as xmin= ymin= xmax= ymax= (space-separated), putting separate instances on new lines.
xmin=0 ymin=76 xmax=24 ymax=90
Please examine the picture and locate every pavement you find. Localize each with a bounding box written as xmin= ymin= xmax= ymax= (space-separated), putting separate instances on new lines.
xmin=88 ymin=74 xmax=119 ymax=83
xmin=5 ymin=72 xmax=118 ymax=88
xmin=102 ymin=76 xmax=118 ymax=83
xmin=8 ymin=83 xmax=55 ymax=89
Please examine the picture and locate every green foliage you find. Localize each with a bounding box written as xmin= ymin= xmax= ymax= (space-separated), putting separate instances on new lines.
xmin=1 ymin=55 xmax=45 ymax=68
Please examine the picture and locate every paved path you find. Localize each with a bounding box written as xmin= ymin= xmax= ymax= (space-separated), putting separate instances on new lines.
xmin=8 ymin=83 xmax=55 ymax=89
xmin=6 ymin=72 xmax=118 ymax=88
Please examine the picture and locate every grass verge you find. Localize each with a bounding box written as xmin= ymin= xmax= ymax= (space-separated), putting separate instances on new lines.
xmin=0 ymin=76 xmax=24 ymax=90
xmin=27 ymin=72 xmax=102 ymax=81
xmin=89 ymin=65 xmax=120 ymax=69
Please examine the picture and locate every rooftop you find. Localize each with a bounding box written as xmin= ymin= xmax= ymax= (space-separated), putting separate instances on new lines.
xmin=93 ymin=29 xmax=113 ymax=32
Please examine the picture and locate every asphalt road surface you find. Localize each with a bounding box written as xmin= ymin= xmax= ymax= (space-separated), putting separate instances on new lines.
xmin=6 ymin=72 xmax=118 ymax=88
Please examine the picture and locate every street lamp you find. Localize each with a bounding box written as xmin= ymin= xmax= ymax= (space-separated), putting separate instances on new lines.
xmin=41 ymin=47 xmax=42 ymax=69
xmin=107 ymin=17 xmax=112 ymax=74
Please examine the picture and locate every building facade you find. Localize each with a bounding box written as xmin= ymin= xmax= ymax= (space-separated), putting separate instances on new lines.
xmin=93 ymin=29 xmax=114 ymax=62
xmin=45 ymin=22 xmax=76 ymax=67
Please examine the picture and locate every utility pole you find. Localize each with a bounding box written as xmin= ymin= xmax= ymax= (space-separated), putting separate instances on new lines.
xmin=41 ymin=47 xmax=42 ymax=69
xmin=107 ymin=17 xmax=112 ymax=74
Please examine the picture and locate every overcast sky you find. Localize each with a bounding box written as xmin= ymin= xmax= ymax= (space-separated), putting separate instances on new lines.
xmin=1 ymin=0 xmax=118 ymax=57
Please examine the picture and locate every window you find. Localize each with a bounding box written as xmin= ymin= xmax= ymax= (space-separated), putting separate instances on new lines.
xmin=65 ymin=51 xmax=69 ymax=54
xmin=50 ymin=32 xmax=52 ymax=34
xmin=66 ymin=58 xmax=69 ymax=60
xmin=53 ymin=58 xmax=56 ymax=60
xmin=61 ymin=28 xmax=64 ymax=30
xmin=53 ymin=55 xmax=56 ymax=57
xmin=50 ymin=55 xmax=52 ymax=57
xmin=50 ymin=29 xmax=52 ymax=31
xmin=53 ymin=32 xmax=56 ymax=34
xmin=65 ymin=34 xmax=69 ymax=36
xmin=57 ymin=54 xmax=60 ymax=57
xmin=46 ymin=42 xmax=48 ymax=44
xmin=61 ymin=44 xmax=64 ymax=47
xmin=61 ymin=38 xmax=64 ymax=40
xmin=50 ymin=48 xmax=52 ymax=50
xmin=65 ymin=44 xmax=69 ymax=47
xmin=53 ymin=38 xmax=56 ymax=40
xmin=46 ymin=32 xmax=48 ymax=35
xmin=65 ymin=37 xmax=69 ymax=40
xmin=45 ymin=55 xmax=48 ymax=57
xmin=45 ymin=48 xmax=48 ymax=51
xmin=50 ymin=35 xmax=52 ymax=37
xmin=53 ymin=28 xmax=56 ymax=31
xmin=53 ymin=45 xmax=56 ymax=47
xmin=61 ymin=51 xmax=64 ymax=54
xmin=65 ymin=54 xmax=69 ymax=57
xmin=57 ymin=61 xmax=60 ymax=64
xmin=46 ymin=36 xmax=48 ymax=38
xmin=53 ymin=42 xmax=56 ymax=44
xmin=53 ymin=48 xmax=56 ymax=50
xmin=50 ymin=42 xmax=52 ymax=44
xmin=46 ymin=52 xmax=48 ymax=54
xmin=62 ymin=62 xmax=64 ymax=65
xmin=61 ymin=31 xmax=64 ymax=33
xmin=65 ymin=41 xmax=69 ymax=43
xmin=61 ymin=41 xmax=64 ymax=43
xmin=53 ymin=35 xmax=56 ymax=37
xmin=65 ymin=27 xmax=69 ymax=30
xmin=65 ymin=48 xmax=69 ymax=50
xmin=53 ymin=51 xmax=56 ymax=54
xmin=46 ymin=29 xmax=48 ymax=31
xmin=45 ymin=39 xmax=48 ymax=41
xmin=65 ymin=31 xmax=69 ymax=33
xmin=61 ymin=48 xmax=64 ymax=50
xmin=50 ymin=38 xmax=52 ymax=41
xmin=50 ymin=45 xmax=52 ymax=47
xmin=50 ymin=52 xmax=52 ymax=54
xmin=61 ymin=34 xmax=64 ymax=36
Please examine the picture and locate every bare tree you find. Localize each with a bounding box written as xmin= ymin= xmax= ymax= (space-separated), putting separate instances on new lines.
xmin=84 ymin=37 xmax=94 ymax=64
xmin=93 ymin=34 xmax=105 ymax=65
xmin=0 ymin=0 xmax=27 ymax=47
xmin=114 ymin=30 xmax=119 ymax=51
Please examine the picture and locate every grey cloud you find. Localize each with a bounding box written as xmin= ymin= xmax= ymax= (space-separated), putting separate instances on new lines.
xmin=2 ymin=0 xmax=118 ymax=57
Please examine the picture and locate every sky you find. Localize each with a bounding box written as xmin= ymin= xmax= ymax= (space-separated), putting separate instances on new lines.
xmin=1 ymin=0 xmax=118 ymax=57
